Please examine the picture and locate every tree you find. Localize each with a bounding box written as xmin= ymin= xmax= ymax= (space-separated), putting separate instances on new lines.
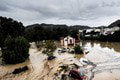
xmin=74 ymin=45 xmax=83 ymax=54
xmin=25 ymin=25 xmax=70 ymax=41
xmin=2 ymin=36 xmax=30 ymax=64
xmin=43 ymin=40 xmax=56 ymax=56
xmin=0 ymin=16 xmax=30 ymax=64
xmin=70 ymin=30 xmax=78 ymax=39
xmin=0 ymin=16 xmax=25 ymax=47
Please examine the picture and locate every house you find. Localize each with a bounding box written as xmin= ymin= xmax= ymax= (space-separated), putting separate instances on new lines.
xmin=84 ymin=29 xmax=94 ymax=33
xmin=101 ymin=26 xmax=120 ymax=35
xmin=78 ymin=28 xmax=101 ymax=39
xmin=61 ymin=36 xmax=75 ymax=48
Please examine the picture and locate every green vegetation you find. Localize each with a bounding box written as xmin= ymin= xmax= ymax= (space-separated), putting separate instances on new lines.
xmin=99 ymin=30 xmax=120 ymax=42
xmin=74 ymin=45 xmax=83 ymax=54
xmin=82 ymin=30 xmax=120 ymax=42
xmin=25 ymin=24 xmax=79 ymax=42
xmin=0 ymin=16 xmax=25 ymax=47
xmin=43 ymin=40 xmax=56 ymax=56
xmin=0 ymin=16 xmax=29 ymax=64
xmin=2 ymin=36 xmax=30 ymax=64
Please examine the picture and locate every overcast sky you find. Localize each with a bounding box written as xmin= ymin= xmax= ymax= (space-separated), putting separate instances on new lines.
xmin=0 ymin=0 xmax=120 ymax=27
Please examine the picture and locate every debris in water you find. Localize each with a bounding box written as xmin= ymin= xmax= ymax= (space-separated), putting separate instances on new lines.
xmin=47 ymin=56 xmax=56 ymax=60
xmin=12 ymin=66 xmax=28 ymax=74
xmin=69 ymin=69 xmax=86 ymax=80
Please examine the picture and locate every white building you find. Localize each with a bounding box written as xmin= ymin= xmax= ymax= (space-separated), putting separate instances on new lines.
xmin=79 ymin=30 xmax=83 ymax=33
xmin=101 ymin=26 xmax=120 ymax=35
xmin=86 ymin=29 xmax=94 ymax=33
xmin=94 ymin=29 xmax=101 ymax=32
xmin=61 ymin=36 xmax=75 ymax=48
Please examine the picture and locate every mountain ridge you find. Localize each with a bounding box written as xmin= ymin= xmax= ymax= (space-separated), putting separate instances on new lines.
xmin=108 ymin=20 xmax=120 ymax=28
xmin=25 ymin=23 xmax=91 ymax=30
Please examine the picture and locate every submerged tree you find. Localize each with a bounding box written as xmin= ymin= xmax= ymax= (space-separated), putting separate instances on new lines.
xmin=43 ymin=40 xmax=56 ymax=56
xmin=74 ymin=45 xmax=83 ymax=54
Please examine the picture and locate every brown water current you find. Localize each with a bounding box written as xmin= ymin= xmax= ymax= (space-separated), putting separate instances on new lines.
xmin=0 ymin=41 xmax=120 ymax=80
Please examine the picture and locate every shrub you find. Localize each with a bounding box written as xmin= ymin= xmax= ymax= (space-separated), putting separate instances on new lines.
xmin=2 ymin=36 xmax=30 ymax=64
xmin=74 ymin=45 xmax=83 ymax=54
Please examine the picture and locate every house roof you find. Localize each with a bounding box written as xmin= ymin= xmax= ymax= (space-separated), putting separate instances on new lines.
xmin=64 ymin=36 xmax=74 ymax=39
xmin=61 ymin=36 xmax=74 ymax=40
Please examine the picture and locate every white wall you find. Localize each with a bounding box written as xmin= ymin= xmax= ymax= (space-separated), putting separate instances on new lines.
xmin=64 ymin=37 xmax=68 ymax=46
xmin=63 ymin=36 xmax=75 ymax=46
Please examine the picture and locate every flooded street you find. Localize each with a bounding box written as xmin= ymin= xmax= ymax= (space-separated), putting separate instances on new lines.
xmin=0 ymin=41 xmax=120 ymax=80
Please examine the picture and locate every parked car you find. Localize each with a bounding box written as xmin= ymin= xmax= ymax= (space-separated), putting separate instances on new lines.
xmin=58 ymin=49 xmax=62 ymax=53
xmin=47 ymin=56 xmax=56 ymax=60
xmin=68 ymin=49 xmax=75 ymax=54
xmin=58 ymin=48 xmax=66 ymax=53
xmin=61 ymin=50 xmax=66 ymax=53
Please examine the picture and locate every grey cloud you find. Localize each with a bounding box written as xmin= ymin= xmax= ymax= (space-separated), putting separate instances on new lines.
xmin=0 ymin=1 xmax=9 ymax=11
xmin=0 ymin=0 xmax=120 ymax=26
xmin=0 ymin=5 xmax=8 ymax=11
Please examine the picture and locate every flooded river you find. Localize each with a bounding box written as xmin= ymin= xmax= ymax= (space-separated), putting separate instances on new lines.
xmin=81 ymin=41 xmax=120 ymax=80
xmin=0 ymin=41 xmax=120 ymax=80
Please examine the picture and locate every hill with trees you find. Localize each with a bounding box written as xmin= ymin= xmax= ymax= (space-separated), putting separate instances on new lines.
xmin=26 ymin=23 xmax=90 ymax=30
xmin=25 ymin=23 xmax=90 ymax=42
xmin=108 ymin=20 xmax=120 ymax=28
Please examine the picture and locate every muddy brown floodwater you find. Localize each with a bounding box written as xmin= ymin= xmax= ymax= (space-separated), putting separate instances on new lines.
xmin=0 ymin=41 xmax=120 ymax=80
xmin=81 ymin=41 xmax=120 ymax=80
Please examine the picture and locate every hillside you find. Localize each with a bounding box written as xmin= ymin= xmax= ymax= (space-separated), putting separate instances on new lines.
xmin=26 ymin=23 xmax=91 ymax=30
xmin=108 ymin=20 xmax=120 ymax=28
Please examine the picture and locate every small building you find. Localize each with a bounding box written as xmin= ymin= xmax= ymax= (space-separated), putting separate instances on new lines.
xmin=86 ymin=29 xmax=94 ymax=33
xmin=101 ymin=26 xmax=120 ymax=35
xmin=61 ymin=36 xmax=75 ymax=48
